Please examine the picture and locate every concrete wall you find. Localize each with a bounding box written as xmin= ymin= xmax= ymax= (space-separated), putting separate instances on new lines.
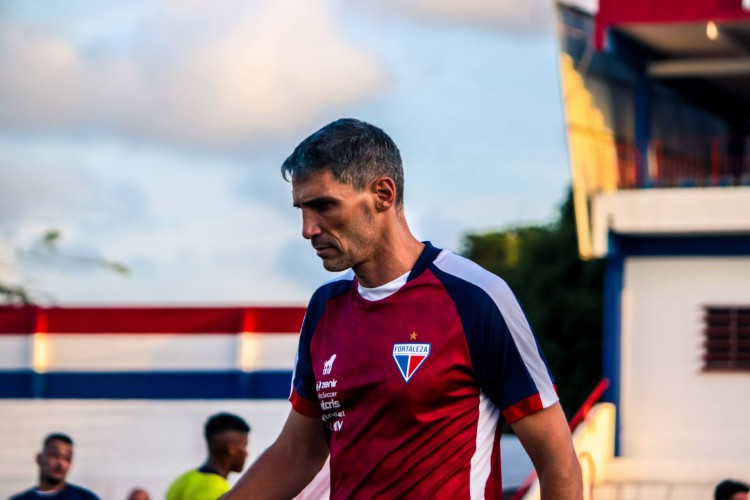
xmin=590 ymin=187 xmax=750 ymax=256
xmin=619 ymin=257 xmax=750 ymax=461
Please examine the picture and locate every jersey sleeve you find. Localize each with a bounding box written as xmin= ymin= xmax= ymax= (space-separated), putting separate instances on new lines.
xmin=289 ymin=274 xmax=354 ymax=418
xmin=431 ymin=252 xmax=558 ymax=424
xmin=290 ymin=304 xmax=322 ymax=418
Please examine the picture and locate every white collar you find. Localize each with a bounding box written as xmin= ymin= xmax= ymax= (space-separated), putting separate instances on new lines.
xmin=357 ymin=270 xmax=410 ymax=301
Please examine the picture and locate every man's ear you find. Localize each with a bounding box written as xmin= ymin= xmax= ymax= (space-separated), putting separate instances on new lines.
xmin=36 ymin=452 xmax=42 ymax=466
xmin=372 ymin=176 xmax=396 ymax=212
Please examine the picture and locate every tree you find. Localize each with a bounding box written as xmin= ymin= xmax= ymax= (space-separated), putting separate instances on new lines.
xmin=0 ymin=228 xmax=129 ymax=305
xmin=461 ymin=190 xmax=604 ymax=417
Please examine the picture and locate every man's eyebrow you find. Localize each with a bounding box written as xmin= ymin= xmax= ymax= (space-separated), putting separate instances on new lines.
xmin=293 ymin=196 xmax=337 ymax=208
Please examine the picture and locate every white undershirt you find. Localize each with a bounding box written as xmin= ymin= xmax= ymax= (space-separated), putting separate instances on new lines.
xmin=357 ymin=270 xmax=410 ymax=301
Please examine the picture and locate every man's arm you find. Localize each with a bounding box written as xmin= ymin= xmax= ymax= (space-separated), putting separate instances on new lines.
xmin=221 ymin=409 xmax=329 ymax=500
xmin=511 ymin=402 xmax=582 ymax=500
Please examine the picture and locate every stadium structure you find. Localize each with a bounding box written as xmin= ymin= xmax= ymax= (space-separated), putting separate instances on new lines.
xmin=526 ymin=0 xmax=750 ymax=498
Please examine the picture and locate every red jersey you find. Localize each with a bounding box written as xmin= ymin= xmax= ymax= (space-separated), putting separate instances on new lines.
xmin=291 ymin=243 xmax=557 ymax=499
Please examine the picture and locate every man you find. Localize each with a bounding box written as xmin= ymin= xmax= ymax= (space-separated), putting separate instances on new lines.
xmin=10 ymin=433 xmax=99 ymax=500
xmin=223 ymin=118 xmax=582 ymax=499
xmin=166 ymin=413 xmax=250 ymax=500
xmin=715 ymin=479 xmax=750 ymax=500
xmin=125 ymin=487 xmax=150 ymax=500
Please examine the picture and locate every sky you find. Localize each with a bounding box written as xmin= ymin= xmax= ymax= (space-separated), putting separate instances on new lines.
xmin=0 ymin=0 xmax=593 ymax=305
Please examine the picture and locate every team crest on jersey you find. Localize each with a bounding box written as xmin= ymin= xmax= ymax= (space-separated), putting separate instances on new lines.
xmin=392 ymin=343 xmax=430 ymax=382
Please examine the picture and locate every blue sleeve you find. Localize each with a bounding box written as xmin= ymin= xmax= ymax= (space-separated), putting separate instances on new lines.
xmin=290 ymin=276 xmax=352 ymax=417
xmin=431 ymin=257 xmax=557 ymax=423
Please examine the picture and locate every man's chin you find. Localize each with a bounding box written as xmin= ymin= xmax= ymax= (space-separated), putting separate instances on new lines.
xmin=321 ymin=258 xmax=350 ymax=273
xmin=44 ymin=475 xmax=64 ymax=486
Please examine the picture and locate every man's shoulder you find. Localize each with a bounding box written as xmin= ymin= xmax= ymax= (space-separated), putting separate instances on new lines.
xmin=64 ymin=484 xmax=100 ymax=500
xmin=308 ymin=270 xmax=355 ymax=306
xmin=166 ymin=468 xmax=229 ymax=500
xmin=169 ymin=468 xmax=228 ymax=487
xmin=8 ymin=485 xmax=100 ymax=500
xmin=169 ymin=468 xmax=196 ymax=483
xmin=166 ymin=469 xmax=195 ymax=498
xmin=314 ymin=270 xmax=355 ymax=293
xmin=430 ymin=249 xmax=508 ymax=294
xmin=8 ymin=488 xmax=36 ymax=500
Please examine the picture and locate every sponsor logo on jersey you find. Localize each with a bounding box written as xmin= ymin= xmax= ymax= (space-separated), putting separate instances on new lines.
xmin=320 ymin=399 xmax=340 ymax=410
xmin=316 ymin=379 xmax=337 ymax=391
xmin=392 ymin=343 xmax=430 ymax=382
xmin=323 ymin=353 xmax=337 ymax=375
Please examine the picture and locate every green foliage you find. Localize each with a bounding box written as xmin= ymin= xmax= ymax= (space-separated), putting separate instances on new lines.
xmin=42 ymin=228 xmax=62 ymax=250
xmin=461 ymin=190 xmax=604 ymax=418
xmin=0 ymin=283 xmax=32 ymax=305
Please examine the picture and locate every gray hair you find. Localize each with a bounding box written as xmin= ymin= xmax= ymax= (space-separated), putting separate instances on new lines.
xmin=281 ymin=118 xmax=404 ymax=205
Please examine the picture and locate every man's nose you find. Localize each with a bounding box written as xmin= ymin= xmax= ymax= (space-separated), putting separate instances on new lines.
xmin=301 ymin=211 xmax=322 ymax=240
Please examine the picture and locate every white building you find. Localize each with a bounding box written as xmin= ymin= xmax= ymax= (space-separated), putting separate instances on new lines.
xmin=555 ymin=0 xmax=750 ymax=496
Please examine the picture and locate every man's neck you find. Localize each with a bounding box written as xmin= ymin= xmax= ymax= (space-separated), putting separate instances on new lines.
xmin=202 ymin=458 xmax=229 ymax=479
xmin=353 ymin=234 xmax=424 ymax=288
xmin=38 ymin=481 xmax=66 ymax=493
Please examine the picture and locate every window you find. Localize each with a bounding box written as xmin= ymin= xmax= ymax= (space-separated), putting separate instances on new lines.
xmin=703 ymin=306 xmax=750 ymax=371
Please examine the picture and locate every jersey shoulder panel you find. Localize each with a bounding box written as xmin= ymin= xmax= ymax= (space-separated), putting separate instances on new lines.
xmin=430 ymin=250 xmax=558 ymax=422
xmin=290 ymin=270 xmax=354 ymax=416
xmin=306 ymin=270 xmax=355 ymax=329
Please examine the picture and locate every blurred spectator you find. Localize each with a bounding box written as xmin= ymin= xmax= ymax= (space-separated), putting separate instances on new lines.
xmin=165 ymin=413 xmax=251 ymax=500
xmin=715 ymin=479 xmax=749 ymax=500
xmin=9 ymin=433 xmax=100 ymax=500
xmin=125 ymin=488 xmax=150 ymax=500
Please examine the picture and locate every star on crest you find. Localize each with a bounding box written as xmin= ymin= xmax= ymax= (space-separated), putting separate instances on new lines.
xmin=409 ymin=331 xmax=418 ymax=340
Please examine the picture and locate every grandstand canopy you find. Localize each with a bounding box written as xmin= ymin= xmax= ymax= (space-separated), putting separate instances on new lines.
xmin=595 ymin=0 xmax=750 ymax=110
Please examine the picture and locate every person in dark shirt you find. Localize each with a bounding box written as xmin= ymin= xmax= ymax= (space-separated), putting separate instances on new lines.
xmin=715 ymin=479 xmax=749 ymax=500
xmin=9 ymin=433 xmax=99 ymax=500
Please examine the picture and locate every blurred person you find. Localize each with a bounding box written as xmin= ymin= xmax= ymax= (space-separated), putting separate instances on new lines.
xmin=221 ymin=118 xmax=582 ymax=499
xmin=9 ymin=433 xmax=100 ymax=500
xmin=165 ymin=413 xmax=250 ymax=500
xmin=125 ymin=488 xmax=150 ymax=500
xmin=715 ymin=479 xmax=749 ymax=500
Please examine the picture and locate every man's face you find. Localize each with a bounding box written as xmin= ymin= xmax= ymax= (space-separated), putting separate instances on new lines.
xmin=731 ymin=493 xmax=749 ymax=500
xmin=227 ymin=431 xmax=249 ymax=473
xmin=127 ymin=489 xmax=150 ymax=500
xmin=292 ymin=169 xmax=377 ymax=272
xmin=37 ymin=439 xmax=73 ymax=487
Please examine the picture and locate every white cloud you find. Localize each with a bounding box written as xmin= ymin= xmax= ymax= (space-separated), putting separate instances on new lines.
xmin=375 ymin=0 xmax=555 ymax=33
xmin=0 ymin=0 xmax=386 ymax=149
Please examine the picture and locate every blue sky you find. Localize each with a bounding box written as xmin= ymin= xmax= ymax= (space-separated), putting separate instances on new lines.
xmin=0 ymin=0 xmax=588 ymax=305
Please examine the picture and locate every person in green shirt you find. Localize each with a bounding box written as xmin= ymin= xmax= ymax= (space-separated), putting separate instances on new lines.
xmin=166 ymin=413 xmax=251 ymax=500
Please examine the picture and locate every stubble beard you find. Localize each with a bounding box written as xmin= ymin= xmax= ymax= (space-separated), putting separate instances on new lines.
xmin=320 ymin=239 xmax=367 ymax=272
xmin=42 ymin=472 xmax=64 ymax=487
xmin=320 ymin=207 xmax=376 ymax=273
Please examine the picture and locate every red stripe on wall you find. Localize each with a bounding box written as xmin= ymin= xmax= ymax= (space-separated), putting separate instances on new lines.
xmin=0 ymin=306 xmax=306 ymax=334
